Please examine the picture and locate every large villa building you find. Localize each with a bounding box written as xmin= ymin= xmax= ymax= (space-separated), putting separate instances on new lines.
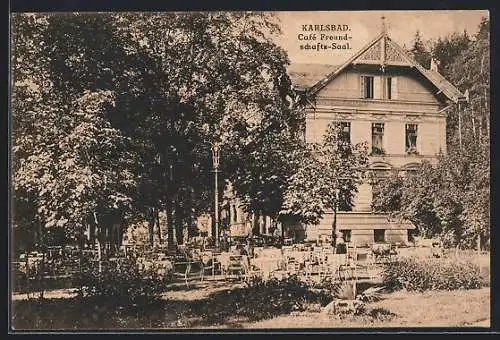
xmin=209 ymin=26 xmax=466 ymax=247
xmin=284 ymin=27 xmax=466 ymax=246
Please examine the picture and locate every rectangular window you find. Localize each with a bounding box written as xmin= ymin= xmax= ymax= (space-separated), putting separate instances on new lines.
xmin=361 ymin=76 xmax=374 ymax=99
xmin=405 ymin=124 xmax=418 ymax=154
xmin=374 ymin=229 xmax=386 ymax=243
xmin=386 ymin=77 xmax=392 ymax=99
xmin=340 ymin=229 xmax=352 ymax=243
xmin=339 ymin=121 xmax=351 ymax=143
xmin=408 ymin=229 xmax=419 ymax=243
xmin=371 ymin=123 xmax=384 ymax=155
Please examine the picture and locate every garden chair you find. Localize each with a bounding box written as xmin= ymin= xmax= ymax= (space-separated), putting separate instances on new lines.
xmin=225 ymin=255 xmax=247 ymax=281
xmin=244 ymin=262 xmax=263 ymax=283
xmin=285 ymin=257 xmax=301 ymax=275
xmin=315 ymin=252 xmax=330 ymax=279
xmin=337 ymin=254 xmax=355 ymax=281
xmin=24 ymin=254 xmax=45 ymax=300
xmin=326 ymin=254 xmax=344 ymax=281
xmin=303 ymin=253 xmax=323 ymax=279
xmin=267 ymin=257 xmax=292 ymax=280
xmin=200 ymin=251 xmax=223 ymax=278
xmin=172 ymin=259 xmax=204 ymax=288
xmin=353 ymin=251 xmax=375 ymax=280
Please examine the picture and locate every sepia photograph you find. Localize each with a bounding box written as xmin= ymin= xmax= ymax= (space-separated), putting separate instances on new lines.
xmin=9 ymin=9 xmax=491 ymax=331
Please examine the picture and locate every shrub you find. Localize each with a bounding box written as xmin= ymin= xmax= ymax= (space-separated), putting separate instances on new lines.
xmin=234 ymin=275 xmax=331 ymax=320
xmin=366 ymin=307 xmax=396 ymax=322
xmin=75 ymin=258 xmax=169 ymax=310
xmin=311 ymin=277 xmax=383 ymax=302
xmin=382 ymin=257 xmax=482 ymax=292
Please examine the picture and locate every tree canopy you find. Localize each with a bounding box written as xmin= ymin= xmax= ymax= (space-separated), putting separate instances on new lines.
xmin=281 ymin=123 xmax=368 ymax=225
xmin=374 ymin=18 xmax=490 ymax=249
xmin=10 ymin=12 xmax=310 ymax=248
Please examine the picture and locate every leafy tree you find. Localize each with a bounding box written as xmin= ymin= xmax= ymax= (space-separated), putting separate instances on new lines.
xmin=281 ymin=123 xmax=368 ymax=245
xmin=410 ymin=30 xmax=432 ymax=69
xmin=110 ymin=12 xmax=299 ymax=242
xmin=11 ymin=12 xmax=304 ymax=249
xmin=373 ymin=18 xmax=490 ymax=250
xmin=431 ymin=31 xmax=471 ymax=76
xmin=371 ymin=170 xmax=403 ymax=214
xmin=442 ymin=17 xmax=490 ymax=249
xmin=11 ymin=14 xmax=48 ymax=245
xmin=12 ymin=14 xmax=140 ymax=251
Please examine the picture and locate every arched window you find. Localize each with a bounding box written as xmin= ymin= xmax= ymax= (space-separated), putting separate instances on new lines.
xmin=401 ymin=162 xmax=420 ymax=171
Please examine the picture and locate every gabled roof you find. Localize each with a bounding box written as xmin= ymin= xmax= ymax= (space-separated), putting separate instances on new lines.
xmin=287 ymin=63 xmax=340 ymax=90
xmin=290 ymin=31 xmax=465 ymax=104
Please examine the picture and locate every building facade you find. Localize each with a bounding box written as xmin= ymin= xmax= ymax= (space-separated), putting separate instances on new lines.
xmin=287 ymin=29 xmax=465 ymax=246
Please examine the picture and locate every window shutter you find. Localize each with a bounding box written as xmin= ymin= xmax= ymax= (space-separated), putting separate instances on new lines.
xmin=391 ymin=76 xmax=398 ymax=99
xmin=360 ymin=76 xmax=365 ymax=98
xmin=374 ymin=76 xmax=382 ymax=99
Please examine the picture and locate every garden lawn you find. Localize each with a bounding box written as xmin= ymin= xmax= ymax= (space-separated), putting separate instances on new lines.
xmin=244 ymin=287 xmax=490 ymax=329
xmin=11 ymin=284 xmax=490 ymax=330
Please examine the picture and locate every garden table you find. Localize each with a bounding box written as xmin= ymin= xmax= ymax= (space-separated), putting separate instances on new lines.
xmin=199 ymin=251 xmax=221 ymax=277
xmin=283 ymin=251 xmax=311 ymax=265
xmin=172 ymin=260 xmax=204 ymax=287
xmin=250 ymin=257 xmax=283 ymax=279
xmin=216 ymin=252 xmax=231 ymax=273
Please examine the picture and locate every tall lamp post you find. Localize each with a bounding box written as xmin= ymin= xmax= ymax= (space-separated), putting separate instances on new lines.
xmin=211 ymin=142 xmax=221 ymax=248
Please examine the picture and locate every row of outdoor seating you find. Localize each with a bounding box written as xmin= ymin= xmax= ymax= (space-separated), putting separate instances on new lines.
xmin=199 ymin=250 xmax=382 ymax=283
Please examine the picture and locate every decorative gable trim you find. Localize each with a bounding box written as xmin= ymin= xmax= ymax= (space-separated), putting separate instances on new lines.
xmin=359 ymin=40 xmax=382 ymax=62
xmin=385 ymin=39 xmax=407 ymax=63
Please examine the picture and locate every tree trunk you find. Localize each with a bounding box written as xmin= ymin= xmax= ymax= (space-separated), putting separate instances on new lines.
xmin=486 ymin=114 xmax=490 ymax=138
xmin=278 ymin=216 xmax=285 ymax=240
xmin=252 ymin=213 xmax=260 ymax=236
xmin=166 ymin=202 xmax=174 ymax=247
xmin=117 ymin=212 xmax=124 ymax=249
xmin=484 ymin=86 xmax=489 ymax=138
xmin=332 ymin=202 xmax=338 ymax=250
xmin=148 ymin=207 xmax=155 ymax=247
xmin=472 ymin=115 xmax=476 ymax=139
xmin=104 ymin=224 xmax=109 ymax=256
xmin=175 ymin=207 xmax=184 ymax=245
xmin=157 ymin=219 xmax=162 ymax=246
xmin=188 ymin=215 xmax=196 ymax=240
xmin=79 ymin=219 xmax=86 ymax=250
xmin=35 ymin=220 xmax=43 ymax=249
xmin=259 ymin=214 xmax=265 ymax=235
xmin=156 ymin=209 xmax=160 ymax=246
xmin=478 ymin=123 xmax=482 ymax=145
xmin=89 ymin=220 xmax=96 ymax=250
xmin=458 ymin=103 xmax=462 ymax=150
xmin=93 ymin=212 xmax=102 ymax=273
xmin=96 ymin=238 xmax=102 ymax=273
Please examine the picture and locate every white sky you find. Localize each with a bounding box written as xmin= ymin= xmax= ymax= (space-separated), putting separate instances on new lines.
xmin=273 ymin=10 xmax=489 ymax=65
